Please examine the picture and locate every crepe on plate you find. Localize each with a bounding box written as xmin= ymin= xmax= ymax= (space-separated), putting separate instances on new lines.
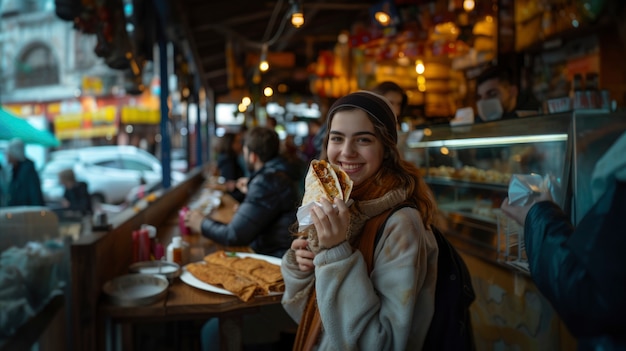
xmin=301 ymin=159 xmax=353 ymax=205
xmin=186 ymin=250 xmax=284 ymax=302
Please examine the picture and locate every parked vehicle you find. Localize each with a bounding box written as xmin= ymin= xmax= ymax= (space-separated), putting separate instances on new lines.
xmin=40 ymin=146 xmax=185 ymax=206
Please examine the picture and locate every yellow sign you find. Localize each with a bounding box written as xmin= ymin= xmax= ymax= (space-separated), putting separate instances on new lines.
xmin=121 ymin=106 xmax=160 ymax=124
xmin=54 ymin=106 xmax=118 ymax=139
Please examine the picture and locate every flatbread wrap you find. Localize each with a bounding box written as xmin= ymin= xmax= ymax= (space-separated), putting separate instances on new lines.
xmin=301 ymin=159 xmax=353 ymax=205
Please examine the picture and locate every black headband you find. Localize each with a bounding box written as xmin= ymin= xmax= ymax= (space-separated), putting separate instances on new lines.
xmin=326 ymin=91 xmax=398 ymax=143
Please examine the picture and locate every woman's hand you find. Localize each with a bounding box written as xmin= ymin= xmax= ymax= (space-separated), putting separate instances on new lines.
xmin=311 ymin=197 xmax=350 ymax=249
xmin=291 ymin=237 xmax=315 ymax=272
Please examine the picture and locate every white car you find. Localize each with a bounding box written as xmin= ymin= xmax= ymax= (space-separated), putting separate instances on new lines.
xmin=41 ymin=146 xmax=185 ymax=205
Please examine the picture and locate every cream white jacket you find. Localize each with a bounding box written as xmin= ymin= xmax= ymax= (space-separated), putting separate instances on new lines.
xmin=281 ymin=207 xmax=438 ymax=351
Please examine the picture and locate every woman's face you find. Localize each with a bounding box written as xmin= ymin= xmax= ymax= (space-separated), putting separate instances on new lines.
xmin=326 ymin=109 xmax=384 ymax=187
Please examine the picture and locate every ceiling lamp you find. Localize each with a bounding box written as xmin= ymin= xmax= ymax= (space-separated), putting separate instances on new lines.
xmin=259 ymin=44 xmax=269 ymax=72
xmin=463 ymin=0 xmax=475 ymax=12
xmin=415 ymin=59 xmax=425 ymax=75
xmin=374 ymin=11 xmax=391 ymax=26
xmin=290 ymin=1 xmax=304 ymax=28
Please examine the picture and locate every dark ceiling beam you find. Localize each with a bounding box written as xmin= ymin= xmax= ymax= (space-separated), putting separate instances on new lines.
xmin=204 ymin=68 xmax=228 ymax=80
xmin=304 ymin=3 xmax=372 ymax=11
xmin=193 ymin=10 xmax=275 ymax=32
xmin=200 ymin=53 xmax=226 ymax=65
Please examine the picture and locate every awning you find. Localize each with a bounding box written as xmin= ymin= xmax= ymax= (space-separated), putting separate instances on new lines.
xmin=0 ymin=108 xmax=60 ymax=147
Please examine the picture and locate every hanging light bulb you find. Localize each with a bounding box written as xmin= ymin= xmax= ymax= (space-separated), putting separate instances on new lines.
xmin=259 ymin=44 xmax=269 ymax=72
xmin=259 ymin=60 xmax=269 ymax=72
xmin=463 ymin=0 xmax=475 ymax=12
xmin=374 ymin=11 xmax=391 ymax=26
xmin=290 ymin=1 xmax=304 ymax=28
xmin=242 ymin=96 xmax=251 ymax=107
xmin=415 ymin=59 xmax=425 ymax=75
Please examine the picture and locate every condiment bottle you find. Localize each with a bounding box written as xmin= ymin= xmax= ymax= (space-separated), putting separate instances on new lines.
xmin=167 ymin=236 xmax=184 ymax=265
xmin=178 ymin=206 xmax=191 ymax=235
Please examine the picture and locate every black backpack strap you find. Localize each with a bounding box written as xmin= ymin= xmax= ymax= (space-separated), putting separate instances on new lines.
xmin=367 ymin=204 xmax=476 ymax=351
xmin=372 ymin=204 xmax=412 ymax=249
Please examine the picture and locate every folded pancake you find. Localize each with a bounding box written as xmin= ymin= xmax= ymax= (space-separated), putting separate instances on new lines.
xmin=186 ymin=262 xmax=258 ymax=302
xmin=302 ymin=160 xmax=352 ymax=205
xmin=189 ymin=251 xmax=284 ymax=299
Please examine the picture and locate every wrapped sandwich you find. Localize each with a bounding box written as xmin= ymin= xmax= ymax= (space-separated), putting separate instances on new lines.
xmin=297 ymin=160 xmax=353 ymax=231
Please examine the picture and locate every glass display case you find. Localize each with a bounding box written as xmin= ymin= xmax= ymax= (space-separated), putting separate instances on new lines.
xmin=404 ymin=111 xmax=626 ymax=271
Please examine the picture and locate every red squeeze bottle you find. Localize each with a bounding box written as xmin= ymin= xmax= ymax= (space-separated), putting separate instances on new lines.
xmin=140 ymin=229 xmax=151 ymax=261
xmin=132 ymin=230 xmax=140 ymax=263
xmin=178 ymin=206 xmax=191 ymax=235
xmin=154 ymin=243 xmax=165 ymax=260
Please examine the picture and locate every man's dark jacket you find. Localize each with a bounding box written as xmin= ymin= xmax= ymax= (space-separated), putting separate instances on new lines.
xmin=64 ymin=181 xmax=92 ymax=214
xmin=8 ymin=159 xmax=45 ymax=206
xmin=524 ymin=181 xmax=626 ymax=351
xmin=200 ymin=157 xmax=299 ymax=258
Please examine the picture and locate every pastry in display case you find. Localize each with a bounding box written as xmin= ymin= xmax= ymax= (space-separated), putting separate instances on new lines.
xmin=404 ymin=110 xmax=626 ymax=271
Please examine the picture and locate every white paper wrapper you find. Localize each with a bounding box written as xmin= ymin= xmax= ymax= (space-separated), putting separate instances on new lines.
xmin=296 ymin=201 xmax=319 ymax=232
xmin=296 ymin=199 xmax=353 ymax=232
xmin=507 ymin=174 xmax=551 ymax=206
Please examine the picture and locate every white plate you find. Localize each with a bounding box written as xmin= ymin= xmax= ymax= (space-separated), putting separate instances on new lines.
xmin=180 ymin=252 xmax=282 ymax=296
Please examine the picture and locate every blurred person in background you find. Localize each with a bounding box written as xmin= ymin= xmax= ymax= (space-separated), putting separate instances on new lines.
xmin=280 ymin=134 xmax=307 ymax=200
xmin=475 ymin=65 xmax=540 ymax=122
xmin=302 ymin=119 xmax=322 ymax=163
xmin=5 ymin=138 xmax=44 ymax=207
xmin=214 ymin=131 xmax=247 ymax=202
xmin=372 ymin=80 xmax=408 ymax=124
xmin=372 ymin=81 xmax=411 ymax=149
xmin=187 ymin=127 xmax=298 ymax=256
xmin=58 ymin=168 xmax=92 ymax=216
xmin=500 ymin=131 xmax=626 ymax=351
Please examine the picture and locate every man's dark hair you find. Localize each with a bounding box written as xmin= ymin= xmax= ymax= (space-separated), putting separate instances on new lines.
xmin=244 ymin=127 xmax=279 ymax=162
xmin=476 ymin=65 xmax=515 ymax=87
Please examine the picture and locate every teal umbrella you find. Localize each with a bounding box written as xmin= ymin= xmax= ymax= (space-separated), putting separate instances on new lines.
xmin=0 ymin=107 xmax=60 ymax=147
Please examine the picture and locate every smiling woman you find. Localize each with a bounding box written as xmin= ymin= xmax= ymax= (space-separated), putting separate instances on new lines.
xmin=282 ymin=91 xmax=442 ymax=350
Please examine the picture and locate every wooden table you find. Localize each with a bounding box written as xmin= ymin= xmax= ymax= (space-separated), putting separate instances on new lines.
xmin=98 ymin=188 xmax=282 ymax=351
xmin=100 ymin=278 xmax=283 ymax=351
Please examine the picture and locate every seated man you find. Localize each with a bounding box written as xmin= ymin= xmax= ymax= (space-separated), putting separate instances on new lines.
xmin=186 ymin=126 xmax=299 ymax=258
xmin=58 ymin=168 xmax=92 ymax=216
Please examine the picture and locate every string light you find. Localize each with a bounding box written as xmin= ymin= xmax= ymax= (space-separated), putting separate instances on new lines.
xmin=374 ymin=11 xmax=391 ymax=26
xmin=463 ymin=0 xmax=475 ymax=12
xmin=259 ymin=43 xmax=269 ymax=72
xmin=415 ymin=59 xmax=425 ymax=75
xmin=290 ymin=0 xmax=304 ymax=28
xmin=242 ymin=96 xmax=251 ymax=107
